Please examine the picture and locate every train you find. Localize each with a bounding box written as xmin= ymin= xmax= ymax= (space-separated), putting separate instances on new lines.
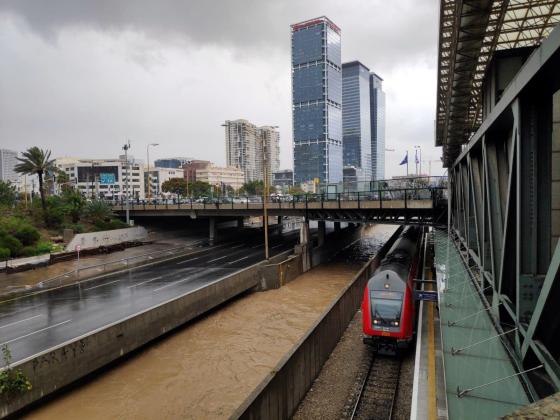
xmin=361 ymin=226 xmax=422 ymax=352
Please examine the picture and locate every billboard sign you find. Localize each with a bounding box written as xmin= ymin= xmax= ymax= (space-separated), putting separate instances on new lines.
xmin=99 ymin=173 xmax=116 ymax=185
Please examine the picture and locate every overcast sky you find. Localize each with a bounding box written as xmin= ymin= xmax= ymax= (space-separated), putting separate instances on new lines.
xmin=0 ymin=0 xmax=444 ymax=178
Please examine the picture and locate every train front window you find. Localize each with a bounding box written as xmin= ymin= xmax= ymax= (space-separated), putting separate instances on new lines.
xmin=370 ymin=291 xmax=403 ymax=328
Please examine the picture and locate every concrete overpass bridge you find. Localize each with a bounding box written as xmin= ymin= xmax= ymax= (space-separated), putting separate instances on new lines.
xmin=112 ymin=188 xmax=448 ymax=226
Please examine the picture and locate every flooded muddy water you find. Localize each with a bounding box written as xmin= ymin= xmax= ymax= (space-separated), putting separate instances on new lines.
xmin=25 ymin=224 xmax=396 ymax=420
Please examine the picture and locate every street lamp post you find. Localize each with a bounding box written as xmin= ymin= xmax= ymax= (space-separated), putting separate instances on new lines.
xmin=146 ymin=143 xmax=159 ymax=200
xmin=122 ymin=140 xmax=131 ymax=225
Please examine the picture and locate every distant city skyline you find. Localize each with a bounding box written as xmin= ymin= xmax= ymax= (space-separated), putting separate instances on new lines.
xmin=0 ymin=1 xmax=444 ymax=178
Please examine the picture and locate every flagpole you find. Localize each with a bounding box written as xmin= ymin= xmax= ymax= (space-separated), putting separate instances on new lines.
xmin=406 ymin=151 xmax=409 ymax=176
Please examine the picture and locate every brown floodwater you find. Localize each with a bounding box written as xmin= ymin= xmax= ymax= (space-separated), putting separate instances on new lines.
xmin=25 ymin=225 xmax=396 ymax=420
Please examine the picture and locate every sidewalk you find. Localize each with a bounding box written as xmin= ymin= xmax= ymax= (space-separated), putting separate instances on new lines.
xmin=0 ymin=236 xmax=204 ymax=296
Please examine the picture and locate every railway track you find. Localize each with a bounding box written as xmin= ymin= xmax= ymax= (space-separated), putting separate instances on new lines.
xmin=350 ymin=352 xmax=402 ymax=420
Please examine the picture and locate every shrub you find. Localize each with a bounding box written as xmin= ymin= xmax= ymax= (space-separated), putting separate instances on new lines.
xmin=0 ymin=247 xmax=9 ymax=259
xmin=0 ymin=345 xmax=32 ymax=396
xmin=12 ymin=225 xmax=40 ymax=246
xmin=19 ymin=246 xmax=37 ymax=257
xmin=35 ymin=241 xmax=52 ymax=255
xmin=0 ymin=233 xmax=22 ymax=257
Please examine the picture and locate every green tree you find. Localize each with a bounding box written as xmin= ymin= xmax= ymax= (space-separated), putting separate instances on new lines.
xmin=162 ymin=178 xmax=188 ymax=198
xmin=14 ymin=147 xmax=54 ymax=214
xmin=239 ymin=180 xmax=264 ymax=196
xmin=189 ymin=181 xmax=211 ymax=198
xmin=62 ymin=189 xmax=85 ymax=223
xmin=0 ymin=180 xmax=16 ymax=207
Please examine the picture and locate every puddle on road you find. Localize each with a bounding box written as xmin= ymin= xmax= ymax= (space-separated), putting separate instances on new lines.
xmin=25 ymin=225 xmax=396 ymax=420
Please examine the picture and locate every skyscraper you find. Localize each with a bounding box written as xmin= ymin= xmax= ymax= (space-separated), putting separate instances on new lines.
xmin=370 ymin=73 xmax=386 ymax=180
xmin=0 ymin=149 xmax=19 ymax=183
xmin=342 ymin=61 xmax=372 ymax=182
xmin=291 ymin=16 xmax=343 ymax=184
xmin=224 ymin=119 xmax=280 ymax=183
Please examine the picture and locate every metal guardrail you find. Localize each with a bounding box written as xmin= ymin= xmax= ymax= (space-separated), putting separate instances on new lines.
xmin=108 ymin=187 xmax=447 ymax=212
xmin=36 ymin=241 xmax=206 ymax=290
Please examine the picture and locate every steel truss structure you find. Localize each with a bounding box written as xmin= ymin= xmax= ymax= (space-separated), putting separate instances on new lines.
xmin=448 ymin=24 xmax=560 ymax=398
xmin=437 ymin=0 xmax=560 ymax=166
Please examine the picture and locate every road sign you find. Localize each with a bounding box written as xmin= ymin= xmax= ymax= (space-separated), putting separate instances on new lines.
xmin=415 ymin=290 xmax=438 ymax=302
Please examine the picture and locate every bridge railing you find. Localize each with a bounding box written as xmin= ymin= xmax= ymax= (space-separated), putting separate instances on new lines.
xmin=110 ymin=187 xmax=447 ymax=212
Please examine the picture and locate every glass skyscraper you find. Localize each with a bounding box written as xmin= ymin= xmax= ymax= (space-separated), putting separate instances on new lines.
xmin=291 ymin=16 xmax=343 ymax=184
xmin=370 ymin=73 xmax=386 ymax=180
xmin=342 ymin=61 xmax=372 ymax=182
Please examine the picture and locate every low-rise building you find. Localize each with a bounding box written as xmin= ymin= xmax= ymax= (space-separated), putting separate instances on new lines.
xmin=145 ymin=167 xmax=183 ymax=198
xmin=183 ymin=160 xmax=211 ymax=183
xmin=55 ymin=157 xmax=145 ymax=199
xmin=272 ymin=169 xmax=294 ymax=191
xmin=154 ymin=157 xmax=193 ymax=169
xmin=196 ymin=165 xmax=244 ymax=191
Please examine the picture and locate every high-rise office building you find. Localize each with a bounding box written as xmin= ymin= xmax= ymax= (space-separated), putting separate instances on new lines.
xmin=370 ymin=73 xmax=386 ymax=180
xmin=224 ymin=119 xmax=280 ymax=182
xmin=291 ymin=16 xmax=343 ymax=184
xmin=342 ymin=61 xmax=372 ymax=183
xmin=0 ymin=149 xmax=19 ymax=184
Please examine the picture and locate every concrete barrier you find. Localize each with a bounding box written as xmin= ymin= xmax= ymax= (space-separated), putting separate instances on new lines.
xmin=232 ymin=226 xmax=404 ymax=420
xmin=0 ymin=249 xmax=292 ymax=418
xmin=65 ymin=226 xmax=148 ymax=252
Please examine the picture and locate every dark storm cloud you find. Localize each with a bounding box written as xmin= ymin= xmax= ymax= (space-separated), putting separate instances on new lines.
xmin=0 ymin=0 xmax=437 ymax=68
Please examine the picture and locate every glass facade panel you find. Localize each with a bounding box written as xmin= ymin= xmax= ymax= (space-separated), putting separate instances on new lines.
xmin=326 ymin=27 xmax=341 ymax=66
xmin=292 ymin=25 xmax=323 ymax=65
xmin=293 ymin=103 xmax=324 ymax=141
xmin=327 ymin=104 xmax=342 ymax=142
xmin=293 ymin=65 xmax=324 ymax=103
xmin=370 ymin=73 xmax=386 ymax=181
xmin=327 ymin=65 xmax=342 ymax=104
xmin=294 ymin=142 xmax=327 ymax=183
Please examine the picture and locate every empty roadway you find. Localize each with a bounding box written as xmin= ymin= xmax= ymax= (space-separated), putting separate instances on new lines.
xmin=0 ymin=232 xmax=299 ymax=366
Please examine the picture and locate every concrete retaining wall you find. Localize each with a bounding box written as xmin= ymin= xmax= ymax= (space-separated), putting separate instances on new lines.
xmin=232 ymin=226 xmax=403 ymax=420
xmin=0 ymin=249 xmax=292 ymax=418
xmin=65 ymin=226 xmax=148 ymax=252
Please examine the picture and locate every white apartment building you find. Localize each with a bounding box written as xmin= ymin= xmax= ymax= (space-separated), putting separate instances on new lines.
xmin=196 ymin=165 xmax=244 ymax=191
xmin=224 ymin=119 xmax=280 ymax=183
xmin=55 ymin=157 xmax=145 ymax=199
xmin=0 ymin=149 xmax=19 ymax=184
xmin=145 ymin=167 xmax=183 ymax=198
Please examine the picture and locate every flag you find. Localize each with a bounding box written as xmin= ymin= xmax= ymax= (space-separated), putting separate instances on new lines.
xmin=399 ymin=152 xmax=408 ymax=165
xmin=415 ymin=149 xmax=420 ymax=164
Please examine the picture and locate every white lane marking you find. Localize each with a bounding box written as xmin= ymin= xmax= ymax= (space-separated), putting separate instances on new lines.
xmin=226 ymin=255 xmax=252 ymax=265
xmin=207 ymin=255 xmax=231 ymax=263
xmin=153 ymin=269 xmax=217 ymax=293
xmin=84 ymin=279 xmax=122 ymax=291
xmin=0 ymin=304 xmax=46 ymax=319
xmin=176 ymin=256 xmax=204 ymax=265
xmin=128 ymin=276 xmax=162 ymax=289
xmin=251 ymin=244 xmax=263 ymax=249
xmin=0 ymin=319 xmax=72 ymax=346
xmin=0 ymin=314 xmax=43 ymax=330
xmin=270 ymin=244 xmax=284 ymax=250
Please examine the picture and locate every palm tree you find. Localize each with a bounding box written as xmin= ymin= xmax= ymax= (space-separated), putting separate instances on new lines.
xmin=15 ymin=147 xmax=54 ymax=212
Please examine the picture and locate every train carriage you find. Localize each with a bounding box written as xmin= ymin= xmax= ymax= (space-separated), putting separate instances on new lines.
xmin=362 ymin=226 xmax=421 ymax=352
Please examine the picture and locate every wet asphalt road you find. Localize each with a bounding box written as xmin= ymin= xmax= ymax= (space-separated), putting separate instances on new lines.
xmin=0 ymin=232 xmax=299 ymax=366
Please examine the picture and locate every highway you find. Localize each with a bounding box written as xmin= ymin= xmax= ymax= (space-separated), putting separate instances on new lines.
xmin=0 ymin=232 xmax=299 ymax=366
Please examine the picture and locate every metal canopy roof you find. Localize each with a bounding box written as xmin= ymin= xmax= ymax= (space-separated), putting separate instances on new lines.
xmin=436 ymin=0 xmax=560 ymax=166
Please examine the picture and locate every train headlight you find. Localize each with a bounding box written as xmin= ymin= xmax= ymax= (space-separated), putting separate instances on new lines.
xmin=373 ymin=319 xmax=379 ymax=324
xmin=393 ymin=321 xmax=399 ymax=327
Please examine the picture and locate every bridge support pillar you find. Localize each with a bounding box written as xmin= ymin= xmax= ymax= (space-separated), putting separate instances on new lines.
xmin=334 ymin=221 xmax=341 ymax=232
xmin=318 ymin=220 xmax=326 ymax=247
xmin=298 ymin=219 xmax=311 ymax=272
xmin=277 ymin=216 xmax=283 ymax=233
xmin=209 ymin=217 xmax=217 ymax=245
xmin=237 ymin=217 xmax=244 ymax=229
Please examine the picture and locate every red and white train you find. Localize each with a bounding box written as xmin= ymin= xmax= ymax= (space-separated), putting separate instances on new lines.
xmin=362 ymin=226 xmax=421 ymax=352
